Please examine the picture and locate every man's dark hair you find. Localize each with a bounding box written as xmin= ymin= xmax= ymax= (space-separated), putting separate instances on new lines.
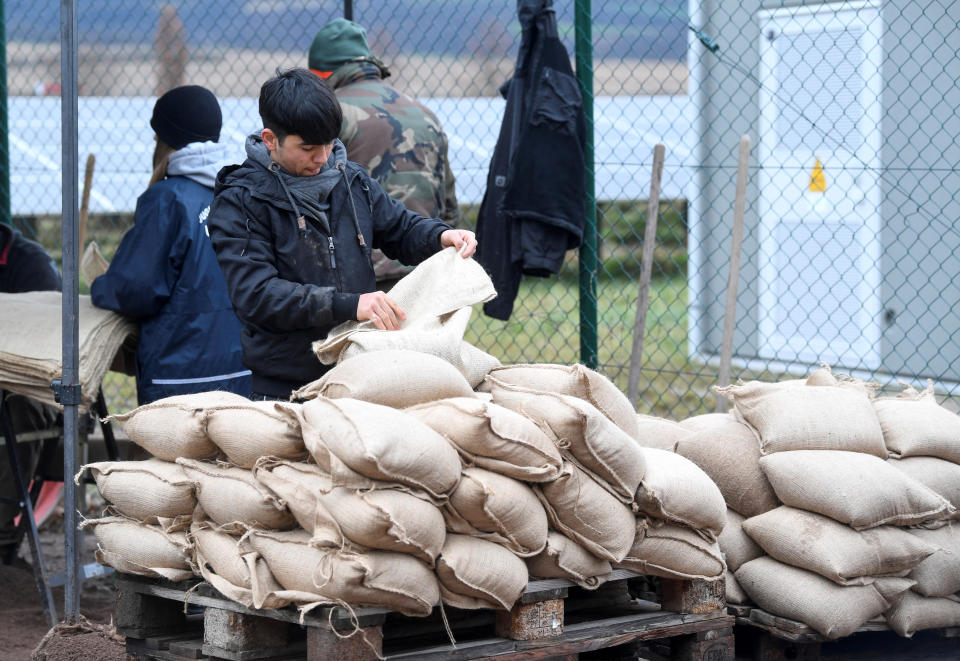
xmin=259 ymin=68 xmax=342 ymax=145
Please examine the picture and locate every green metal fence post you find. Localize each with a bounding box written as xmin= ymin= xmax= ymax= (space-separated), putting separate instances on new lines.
xmin=574 ymin=0 xmax=597 ymax=369
xmin=0 ymin=0 xmax=10 ymax=227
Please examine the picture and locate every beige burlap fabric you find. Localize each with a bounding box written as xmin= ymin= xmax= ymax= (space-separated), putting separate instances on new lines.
xmin=725 ymin=569 xmax=749 ymax=604
xmin=888 ymin=456 xmax=960 ymax=516
xmin=875 ymin=385 xmax=960 ymax=463
xmin=886 ymin=591 xmax=960 ymax=637
xmin=443 ymin=467 xmax=548 ymax=557
xmin=634 ymin=447 xmax=726 ymax=537
xmin=83 ymin=458 xmax=195 ymax=521
xmin=717 ymin=509 xmax=762 ymax=572
xmin=907 ymin=526 xmax=960 ymax=597
xmin=436 ymin=533 xmax=528 ymax=611
xmin=735 ymin=557 xmax=912 ymax=639
xmin=86 ymin=515 xmax=193 ymax=581
xmin=720 ymin=380 xmax=887 ymax=457
xmin=615 ymin=519 xmax=725 ymax=580
xmin=743 ymin=507 xmax=937 ymax=585
xmin=633 ymin=414 xmax=692 ymax=452
xmin=535 ymin=463 xmax=636 ymax=563
xmin=204 ymin=401 xmax=307 ymax=468
xmin=675 ymin=413 xmax=779 ymax=518
xmin=525 ymin=530 xmax=612 ymax=590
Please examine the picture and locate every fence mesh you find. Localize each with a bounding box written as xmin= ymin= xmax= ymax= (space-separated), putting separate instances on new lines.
xmin=4 ymin=1 xmax=959 ymax=418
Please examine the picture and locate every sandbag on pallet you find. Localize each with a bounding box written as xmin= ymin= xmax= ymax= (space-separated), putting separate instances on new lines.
xmin=888 ymin=456 xmax=960 ymax=516
xmin=634 ymin=447 xmax=726 ymax=537
xmin=82 ymin=458 xmax=195 ymax=521
xmin=906 ymin=526 xmax=960 ymax=598
xmin=725 ymin=569 xmax=749 ymax=604
xmin=204 ymin=400 xmax=307 ymax=468
xmin=717 ymin=509 xmax=762 ymax=573
xmin=85 ymin=515 xmax=194 ymax=582
xmin=633 ymin=414 xmax=691 ymax=452
xmin=525 ymin=530 xmax=612 ymax=590
xmin=885 ymin=591 xmax=960 ymax=637
xmin=436 ymin=533 xmax=528 ymax=611
xmin=615 ymin=519 xmax=725 ymax=581
xmin=874 ymin=384 xmax=960 ymax=464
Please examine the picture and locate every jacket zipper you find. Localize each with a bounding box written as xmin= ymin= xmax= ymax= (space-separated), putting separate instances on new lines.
xmin=328 ymin=236 xmax=336 ymax=269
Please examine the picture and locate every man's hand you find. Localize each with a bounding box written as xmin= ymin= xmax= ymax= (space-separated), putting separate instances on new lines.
xmin=357 ymin=291 xmax=406 ymax=330
xmin=440 ymin=229 xmax=478 ymax=258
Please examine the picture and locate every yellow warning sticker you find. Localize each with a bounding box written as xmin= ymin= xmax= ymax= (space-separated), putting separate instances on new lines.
xmin=809 ymin=158 xmax=826 ymax=192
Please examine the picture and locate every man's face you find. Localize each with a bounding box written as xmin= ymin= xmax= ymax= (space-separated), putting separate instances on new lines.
xmin=261 ymin=128 xmax=333 ymax=177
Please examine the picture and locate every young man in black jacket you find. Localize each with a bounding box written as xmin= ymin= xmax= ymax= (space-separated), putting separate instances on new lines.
xmin=207 ymin=68 xmax=476 ymax=400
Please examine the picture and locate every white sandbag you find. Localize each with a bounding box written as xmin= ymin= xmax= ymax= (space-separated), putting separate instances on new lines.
xmin=888 ymin=458 xmax=960 ymax=517
xmin=83 ymin=458 xmax=195 ymax=521
xmin=886 ymin=591 xmax=960 ymax=637
xmin=204 ymin=401 xmax=306 ymax=468
xmin=634 ymin=447 xmax=726 ymax=537
xmin=725 ymin=569 xmax=749 ymax=604
xmin=86 ymin=515 xmax=193 ymax=581
xmin=718 ymin=509 xmax=762 ymax=572
xmin=633 ymin=414 xmax=691 ymax=452
xmin=907 ymin=526 xmax=960 ymax=598
xmin=759 ymin=450 xmax=951 ymax=529
xmin=436 ymin=533 xmax=528 ymax=610
xmin=525 ymin=531 xmax=612 ymax=590
xmin=444 ymin=467 xmax=548 ymax=556
xmin=742 ymin=507 xmax=937 ymax=585
xmin=615 ymin=519 xmax=725 ymax=580
xmin=675 ymin=413 xmax=779 ymax=518
xmin=874 ymin=384 xmax=960 ymax=463
xmin=406 ymin=397 xmax=562 ymax=482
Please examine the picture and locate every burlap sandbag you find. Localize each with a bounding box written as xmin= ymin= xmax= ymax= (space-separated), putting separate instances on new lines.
xmin=436 ymin=533 xmax=528 ymax=610
xmin=405 ymin=398 xmax=562 ymax=482
xmin=536 ymin=463 xmax=636 ymax=562
xmin=86 ymin=515 xmax=193 ymax=581
xmin=634 ymin=447 xmax=726 ymax=537
xmin=633 ymin=414 xmax=691 ymax=452
xmin=204 ymin=401 xmax=306 ymax=468
xmin=720 ymin=380 xmax=887 ymax=457
xmin=82 ymin=458 xmax=195 ymax=521
xmin=888 ymin=456 xmax=960 ymax=517
xmin=725 ymin=569 xmax=749 ymax=604
xmin=190 ymin=521 xmax=287 ymax=610
xmin=294 ymin=349 xmax=475 ymax=408
xmin=485 ymin=377 xmax=645 ymax=502
xmin=249 ymin=529 xmax=439 ymax=616
xmin=874 ymin=385 xmax=960 ymax=463
xmin=759 ymin=450 xmax=951 ymax=529
xmin=177 ymin=458 xmax=296 ymax=531
xmin=718 ymin=509 xmax=762 ymax=572
xmin=525 ymin=530 xmax=612 ymax=589
xmin=907 ymin=526 xmax=960 ymax=597
xmin=106 ymin=391 xmax=248 ymax=461
xmin=615 ymin=518 xmax=725 ymax=580
xmin=252 ymin=459 xmax=446 ymax=564
xmin=675 ymin=413 xmax=779 ymax=518
xmin=886 ymin=591 xmax=960 ymax=637
xmin=443 ymin=467 xmax=548 ymax=557
xmin=300 ymin=397 xmax=461 ymax=501
xmin=735 ymin=557 xmax=913 ymax=639
xmin=805 ymin=366 xmax=839 ymax=386
xmin=742 ymin=507 xmax=937 ymax=585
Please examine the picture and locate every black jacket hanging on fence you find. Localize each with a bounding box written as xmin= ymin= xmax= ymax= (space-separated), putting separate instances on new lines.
xmin=476 ymin=0 xmax=587 ymax=320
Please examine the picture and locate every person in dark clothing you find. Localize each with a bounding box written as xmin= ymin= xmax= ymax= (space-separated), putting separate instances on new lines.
xmin=91 ymin=85 xmax=251 ymax=405
xmin=207 ymin=68 xmax=476 ymax=400
xmin=0 ymin=223 xmax=62 ymax=564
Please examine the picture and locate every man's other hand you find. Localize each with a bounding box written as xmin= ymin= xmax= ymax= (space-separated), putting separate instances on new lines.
xmin=440 ymin=229 xmax=477 ymax=258
xmin=357 ymin=291 xmax=406 ymax=330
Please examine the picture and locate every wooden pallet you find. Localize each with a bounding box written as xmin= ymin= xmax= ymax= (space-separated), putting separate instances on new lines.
xmin=115 ymin=570 xmax=734 ymax=661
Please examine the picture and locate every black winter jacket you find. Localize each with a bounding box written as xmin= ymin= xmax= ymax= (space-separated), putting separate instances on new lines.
xmin=208 ymin=155 xmax=449 ymax=397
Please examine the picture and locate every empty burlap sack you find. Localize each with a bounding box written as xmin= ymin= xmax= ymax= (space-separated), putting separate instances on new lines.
xmin=875 ymin=385 xmax=960 ymax=464
xmin=253 ymin=458 xmax=446 ymax=565
xmin=436 ymin=533 xmax=528 ymax=610
xmin=536 ymin=463 xmax=636 ymax=562
xmin=190 ymin=521 xmax=287 ymax=610
xmin=485 ymin=377 xmax=645 ymax=502
xmin=615 ymin=518 xmax=725 ymax=580
xmin=204 ymin=401 xmax=306 ymax=468
xmin=735 ymin=556 xmax=913 ymax=639
xmin=300 ymin=397 xmax=461 ymax=502
xmin=443 ymin=467 xmax=548 ymax=557
xmin=294 ymin=349 xmax=474 ymax=408
xmin=675 ymin=413 xmax=779 ymax=518
xmin=907 ymin=526 xmax=960 ymax=597
xmin=479 ymin=363 xmax=639 ymax=439
xmin=886 ymin=591 xmax=960 ymax=637
xmin=85 ymin=515 xmax=193 ymax=581
xmin=718 ymin=509 xmax=762 ymax=572
xmin=633 ymin=414 xmax=691 ymax=452
xmin=634 ymin=447 xmax=726 ymax=537
xmin=249 ymin=529 xmax=439 ymax=616
xmin=888 ymin=456 xmax=960 ymax=517
xmin=742 ymin=507 xmax=937 ymax=585
xmin=725 ymin=569 xmax=749 ymax=604
xmin=759 ymin=450 xmax=951 ymax=529
xmin=405 ymin=398 xmax=562 ymax=482
xmin=177 ymin=458 xmax=296 ymax=531
xmin=720 ymin=380 xmax=887 ymax=457
xmin=107 ymin=391 xmax=248 ymax=461
xmin=82 ymin=458 xmax=195 ymax=521
xmin=525 ymin=530 xmax=612 ymax=589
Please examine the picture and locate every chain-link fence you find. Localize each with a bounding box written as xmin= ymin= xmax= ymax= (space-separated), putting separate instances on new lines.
xmin=4 ymin=0 xmax=959 ymax=418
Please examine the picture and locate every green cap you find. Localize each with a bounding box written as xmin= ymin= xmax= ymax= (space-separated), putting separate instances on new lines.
xmin=308 ymin=18 xmax=372 ymax=72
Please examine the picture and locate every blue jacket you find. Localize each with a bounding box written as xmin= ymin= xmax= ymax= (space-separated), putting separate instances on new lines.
xmin=91 ymin=142 xmax=251 ymax=404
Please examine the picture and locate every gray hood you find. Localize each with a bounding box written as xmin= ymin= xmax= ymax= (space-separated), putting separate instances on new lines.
xmin=167 ymin=141 xmax=237 ymax=188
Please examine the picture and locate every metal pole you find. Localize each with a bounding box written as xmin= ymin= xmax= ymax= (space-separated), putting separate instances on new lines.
xmin=343 ymin=0 xmax=353 ymax=21
xmin=0 ymin=0 xmax=11 ymax=227
xmin=574 ymin=0 xmax=597 ymax=369
xmin=59 ymin=0 xmax=81 ymax=623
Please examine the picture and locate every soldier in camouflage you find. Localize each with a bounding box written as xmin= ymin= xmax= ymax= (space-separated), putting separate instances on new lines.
xmin=309 ymin=18 xmax=461 ymax=286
